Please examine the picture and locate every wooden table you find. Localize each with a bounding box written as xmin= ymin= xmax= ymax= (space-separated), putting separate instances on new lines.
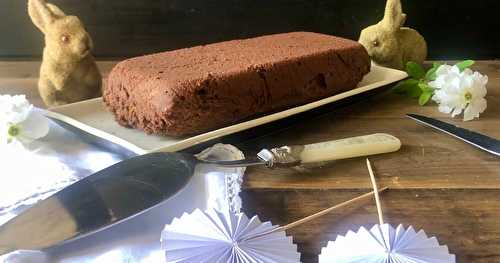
xmin=1 ymin=61 xmax=500 ymax=262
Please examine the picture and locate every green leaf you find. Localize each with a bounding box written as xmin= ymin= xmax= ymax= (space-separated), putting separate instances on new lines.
xmin=392 ymin=79 xmax=419 ymax=94
xmin=418 ymin=82 xmax=433 ymax=93
xmin=418 ymin=91 xmax=433 ymax=106
xmin=425 ymin=62 xmax=442 ymax=81
xmin=456 ymin=60 xmax=475 ymax=72
xmin=406 ymin=61 xmax=426 ymax=79
xmin=408 ymin=84 xmax=422 ymax=98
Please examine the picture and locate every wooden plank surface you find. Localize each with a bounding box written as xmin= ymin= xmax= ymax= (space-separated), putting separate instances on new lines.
xmin=237 ymin=61 xmax=500 ymax=262
xmin=242 ymin=189 xmax=500 ymax=263
xmin=240 ymin=61 xmax=500 ymax=190
xmin=1 ymin=61 xmax=500 ymax=262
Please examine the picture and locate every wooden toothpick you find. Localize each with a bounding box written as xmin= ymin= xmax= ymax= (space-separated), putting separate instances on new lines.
xmin=245 ymin=187 xmax=388 ymax=241
xmin=279 ymin=187 xmax=388 ymax=232
xmin=367 ymin=158 xmax=385 ymax=225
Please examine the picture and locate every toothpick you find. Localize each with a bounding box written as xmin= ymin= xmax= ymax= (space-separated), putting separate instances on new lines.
xmin=245 ymin=187 xmax=388 ymax=241
xmin=367 ymin=158 xmax=384 ymax=225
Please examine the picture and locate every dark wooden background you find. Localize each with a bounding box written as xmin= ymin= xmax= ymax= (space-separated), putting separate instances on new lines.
xmin=1 ymin=0 xmax=499 ymax=60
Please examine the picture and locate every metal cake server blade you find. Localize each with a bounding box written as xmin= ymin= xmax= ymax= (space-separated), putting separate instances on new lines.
xmin=407 ymin=114 xmax=500 ymax=157
xmin=0 ymin=151 xmax=197 ymax=256
xmin=0 ymin=151 xmax=272 ymax=256
xmin=0 ymin=128 xmax=401 ymax=255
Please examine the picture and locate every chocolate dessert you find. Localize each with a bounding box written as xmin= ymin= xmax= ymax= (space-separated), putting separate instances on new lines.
xmin=104 ymin=32 xmax=370 ymax=136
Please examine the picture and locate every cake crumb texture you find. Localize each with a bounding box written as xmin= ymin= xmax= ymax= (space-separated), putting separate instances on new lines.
xmin=104 ymin=32 xmax=370 ymax=136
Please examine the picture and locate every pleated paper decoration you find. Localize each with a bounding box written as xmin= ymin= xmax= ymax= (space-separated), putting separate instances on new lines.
xmin=319 ymin=223 xmax=455 ymax=263
xmin=318 ymin=159 xmax=456 ymax=263
xmin=161 ymin=208 xmax=301 ymax=263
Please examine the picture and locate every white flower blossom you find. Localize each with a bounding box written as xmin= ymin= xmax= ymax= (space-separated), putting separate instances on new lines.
xmin=0 ymin=95 xmax=50 ymax=145
xmin=430 ymin=65 xmax=488 ymax=121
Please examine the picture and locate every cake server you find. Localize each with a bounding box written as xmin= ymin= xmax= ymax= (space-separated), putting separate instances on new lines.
xmin=407 ymin=114 xmax=500 ymax=157
xmin=0 ymin=133 xmax=400 ymax=255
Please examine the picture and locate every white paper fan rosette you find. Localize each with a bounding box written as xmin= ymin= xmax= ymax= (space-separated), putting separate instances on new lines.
xmin=161 ymin=208 xmax=301 ymax=263
xmin=319 ymin=223 xmax=455 ymax=263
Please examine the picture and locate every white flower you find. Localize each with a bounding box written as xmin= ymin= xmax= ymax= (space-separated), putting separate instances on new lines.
xmin=0 ymin=95 xmax=50 ymax=145
xmin=0 ymin=94 xmax=31 ymax=124
xmin=430 ymin=65 xmax=488 ymax=121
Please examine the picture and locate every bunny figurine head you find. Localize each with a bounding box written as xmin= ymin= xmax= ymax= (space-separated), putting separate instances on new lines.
xmin=28 ymin=0 xmax=102 ymax=107
xmin=359 ymin=0 xmax=427 ymax=69
xmin=29 ymin=1 xmax=93 ymax=62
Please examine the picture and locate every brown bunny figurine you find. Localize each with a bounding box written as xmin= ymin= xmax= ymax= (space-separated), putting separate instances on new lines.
xmin=358 ymin=0 xmax=427 ymax=69
xmin=28 ymin=0 xmax=102 ymax=107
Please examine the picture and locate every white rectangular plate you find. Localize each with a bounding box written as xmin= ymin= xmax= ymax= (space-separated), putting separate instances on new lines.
xmin=47 ymin=64 xmax=407 ymax=154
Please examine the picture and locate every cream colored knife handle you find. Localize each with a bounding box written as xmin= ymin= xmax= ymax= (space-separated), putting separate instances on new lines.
xmin=297 ymin=133 xmax=401 ymax=163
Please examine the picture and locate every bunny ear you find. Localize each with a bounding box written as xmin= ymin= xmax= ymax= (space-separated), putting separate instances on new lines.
xmin=381 ymin=0 xmax=406 ymax=31
xmin=46 ymin=3 xmax=66 ymax=17
xmin=27 ymin=0 xmax=59 ymax=33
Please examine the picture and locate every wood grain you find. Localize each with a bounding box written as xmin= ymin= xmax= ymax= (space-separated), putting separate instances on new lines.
xmin=237 ymin=61 xmax=500 ymax=262
xmin=241 ymin=189 xmax=500 ymax=263
xmin=240 ymin=61 xmax=500 ymax=190
xmin=1 ymin=61 xmax=500 ymax=262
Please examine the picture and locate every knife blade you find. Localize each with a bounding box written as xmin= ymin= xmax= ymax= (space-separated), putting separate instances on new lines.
xmin=407 ymin=114 xmax=500 ymax=157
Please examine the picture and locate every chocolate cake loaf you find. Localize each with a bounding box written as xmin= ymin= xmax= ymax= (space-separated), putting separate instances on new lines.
xmin=104 ymin=32 xmax=370 ymax=136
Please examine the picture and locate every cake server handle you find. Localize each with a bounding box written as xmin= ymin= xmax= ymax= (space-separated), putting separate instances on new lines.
xmin=198 ymin=133 xmax=401 ymax=168
xmin=285 ymin=133 xmax=402 ymax=164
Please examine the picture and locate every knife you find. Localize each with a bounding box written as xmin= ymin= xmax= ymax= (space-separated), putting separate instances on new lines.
xmin=0 ymin=133 xmax=401 ymax=255
xmin=407 ymin=114 xmax=500 ymax=157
